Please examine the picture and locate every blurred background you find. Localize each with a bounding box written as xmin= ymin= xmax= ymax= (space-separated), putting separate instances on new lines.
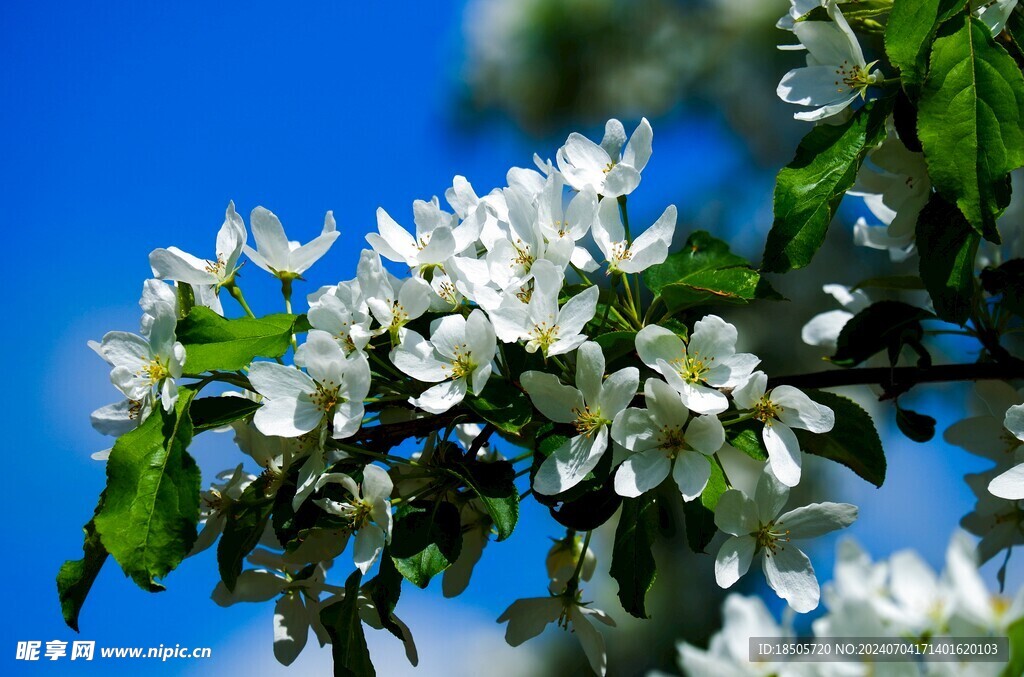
xmin=1 ymin=0 xmax=1019 ymax=674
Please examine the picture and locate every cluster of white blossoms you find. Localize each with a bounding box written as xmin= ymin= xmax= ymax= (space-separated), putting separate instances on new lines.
xmin=678 ymin=529 xmax=1024 ymax=677
xmin=85 ymin=116 xmax=860 ymax=673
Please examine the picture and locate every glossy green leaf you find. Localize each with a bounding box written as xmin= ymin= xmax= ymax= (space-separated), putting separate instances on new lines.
xmin=94 ymin=389 xmax=200 ymax=591
xmin=320 ymin=570 xmax=376 ymax=677
xmin=762 ymin=99 xmax=892 ymax=273
xmin=918 ymin=13 xmax=1024 ymax=240
xmin=189 ymin=395 xmax=261 ymax=434
xmin=217 ymin=479 xmax=274 ymax=591
xmin=390 ymin=501 xmax=462 ymax=589
xmin=885 ymin=0 xmax=962 ymax=91
xmin=56 ymin=515 xmax=108 ymax=632
xmin=682 ymin=457 xmax=726 ymax=553
xmin=796 ymin=390 xmax=886 ymax=487
xmin=916 ymin=195 xmax=979 ymax=325
xmin=449 ymin=459 xmax=519 ymax=541
xmin=465 ymin=381 xmax=531 ymax=434
xmin=610 ymin=494 xmax=659 ymax=619
xmin=176 ymin=306 xmax=302 ymax=374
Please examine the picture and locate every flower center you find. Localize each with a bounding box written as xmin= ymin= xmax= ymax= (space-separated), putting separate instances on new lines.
xmin=833 ymin=59 xmax=878 ymax=96
xmin=529 ymin=320 xmax=560 ymax=353
xmin=753 ymin=396 xmax=783 ymax=426
xmin=138 ymin=358 xmax=170 ymax=385
xmin=511 ymin=239 xmax=535 ymax=271
xmin=670 ymin=352 xmax=713 ymax=384
xmin=552 ymin=220 xmax=570 ymax=237
xmin=572 ymin=405 xmax=608 ymax=437
xmin=416 ymin=233 xmax=432 ymax=251
xmin=657 ymin=425 xmax=687 ymax=454
xmin=602 ymin=162 xmax=616 ymax=175
xmin=444 ymin=343 xmax=476 ymax=380
xmin=389 ymin=301 xmax=409 ymax=331
xmin=755 ymin=520 xmax=790 ymax=555
xmin=204 ymin=256 xmax=225 ymax=275
xmin=310 ymin=380 xmax=344 ymax=413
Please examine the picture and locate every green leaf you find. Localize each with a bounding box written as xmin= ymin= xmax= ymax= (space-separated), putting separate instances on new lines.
xmin=449 ymin=459 xmax=519 ymax=541
xmin=57 ymin=515 xmax=108 ymax=632
xmin=895 ymin=405 xmax=937 ymax=443
xmin=217 ymin=479 xmax=274 ymax=591
xmin=796 ymin=390 xmax=886 ymax=487
xmin=762 ymin=99 xmax=892 ymax=273
xmin=321 ymin=570 xmax=376 ymax=677
xmin=364 ymin=550 xmax=405 ymax=643
xmin=390 ymin=501 xmax=462 ymax=588
xmin=465 ymin=381 xmax=531 ymax=434
xmin=643 ymin=231 xmax=782 ymax=312
xmin=1003 ymin=616 xmax=1024 ymax=677
xmin=593 ymin=331 xmax=637 ymax=363
xmin=682 ymin=457 xmax=726 ymax=553
xmin=918 ymin=12 xmax=1024 ymax=240
xmin=916 ymin=195 xmax=980 ymax=325
xmin=831 ymin=301 xmax=933 ymax=368
xmin=725 ymin=419 xmax=768 ymax=462
xmin=981 ymin=258 xmax=1024 ymax=317
xmin=94 ymin=389 xmax=200 ymax=591
xmin=176 ymin=306 xmax=302 ymax=374
xmin=189 ymin=395 xmax=261 ymax=433
xmin=609 ymin=494 xmax=659 ymax=619
xmin=885 ymin=0 xmax=963 ymax=92
xmin=644 ymin=230 xmax=747 ymax=294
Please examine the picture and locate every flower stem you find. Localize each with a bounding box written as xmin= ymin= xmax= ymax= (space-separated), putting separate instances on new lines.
xmin=224 ymin=282 xmax=256 ymax=318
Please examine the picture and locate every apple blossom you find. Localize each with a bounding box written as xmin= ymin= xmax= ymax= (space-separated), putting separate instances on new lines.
xmin=243 ymin=207 xmax=339 ymax=279
xmin=391 ymin=309 xmax=497 ymax=414
xmin=556 ymin=118 xmax=652 ymax=197
xmin=521 ymin=341 xmax=639 ymax=494
xmin=635 ymin=315 xmax=759 ymax=415
xmin=733 ymin=371 xmax=835 ymax=487
xmin=593 ymin=196 xmax=676 ymax=274
xmin=777 ymin=1 xmax=882 ymax=122
xmin=611 ymin=378 xmax=725 ymax=500
xmin=714 ymin=468 xmax=857 ymax=613
xmin=149 ymin=201 xmax=246 ymax=288
xmin=313 ymin=465 xmax=393 ymax=574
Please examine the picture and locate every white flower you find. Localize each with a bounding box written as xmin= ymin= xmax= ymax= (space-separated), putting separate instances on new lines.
xmin=777 ymin=0 xmax=828 ymax=30
xmin=521 ymin=341 xmax=638 ymax=494
xmin=497 ymin=594 xmax=615 ymax=676
xmin=485 ymin=185 xmax=574 ymax=291
xmin=545 ymin=533 xmax=597 ymax=592
xmin=139 ymin=279 xmax=178 ymax=336
xmin=89 ymin=310 xmax=186 ymax=413
xmin=149 ymin=201 xmax=246 ymax=288
xmin=313 ymin=465 xmax=393 ymax=574
xmin=243 ymin=207 xmax=339 ymax=279
xmin=635 ymin=315 xmax=759 ymax=415
xmin=211 ymin=551 xmax=339 ymax=666
xmin=391 ymin=309 xmax=497 ymax=414
xmin=945 ymin=382 xmax=1024 ymax=466
xmin=366 ymin=198 xmax=480 ymax=271
xmin=192 ymin=464 xmax=257 ymax=555
xmin=489 ymin=260 xmax=599 ymax=357
xmin=593 ymin=196 xmax=676 ymax=274
xmin=612 ymin=378 xmax=725 ymax=499
xmin=536 ymin=173 xmax=600 ymax=272
xmin=357 ymin=249 xmax=433 ymax=337
xmin=733 ymin=371 xmax=834 ymax=488
xmin=943 ymin=530 xmax=1024 ymax=634
xmin=990 ymin=404 xmax=1024 ymax=499
xmin=714 ymin=468 xmax=858 ymax=613
xmin=307 ymin=280 xmax=373 ymax=356
xmin=677 ymin=594 xmax=795 ymax=677
xmin=777 ymin=1 xmax=882 ymax=122
xmin=801 ymin=283 xmax=870 ymax=349
xmin=248 ymin=330 xmax=371 ymax=439
xmin=848 ymin=130 xmax=931 ymax=258
xmin=556 ymin=118 xmax=652 ymax=198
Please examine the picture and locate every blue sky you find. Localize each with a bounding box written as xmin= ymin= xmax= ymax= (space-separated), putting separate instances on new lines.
xmin=1 ymin=1 xmax=1017 ymax=674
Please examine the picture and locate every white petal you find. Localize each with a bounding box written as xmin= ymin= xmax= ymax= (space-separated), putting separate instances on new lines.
xmin=533 ymin=429 xmax=608 ymax=495
xmin=762 ymin=545 xmax=820 ymax=613
xmin=354 ymin=525 xmax=386 ymax=574
xmin=556 ymin=285 xmax=598 ymax=338
xmin=248 ymin=361 xmax=317 ymax=400
xmin=411 ymin=379 xmax=468 ymax=414
xmin=148 ymin=247 xmax=219 ymax=286
xmin=801 ymin=309 xmax=854 ymax=348
xmin=672 ymin=451 xmax=712 ymax=501
xmin=989 ymin=463 xmax=1024 ymax=500
xmin=613 ymin=448 xmax=671 ymax=497
xmin=622 ymin=117 xmax=653 ymax=173
xmin=597 ymin=367 xmax=639 ymax=417
xmin=568 ymin=606 xmax=610 ymax=677
xmin=684 ymin=414 xmax=726 ymax=456
xmin=777 ymin=502 xmax=858 ymax=540
xmin=520 ymin=371 xmax=584 ymax=424
xmin=635 ymin=324 xmax=685 ymax=371
xmin=713 ymin=490 xmax=757 ymax=536
xmin=574 ymin=341 xmax=605 ymax=406
xmin=250 ymin=206 xmax=292 ymax=271
xmin=715 ymin=535 xmax=756 ymax=588
xmin=773 ymin=386 xmax=834 ymax=433
xmin=763 ymin=423 xmax=803 ymax=488
xmin=497 ymin=597 xmax=562 ymax=646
